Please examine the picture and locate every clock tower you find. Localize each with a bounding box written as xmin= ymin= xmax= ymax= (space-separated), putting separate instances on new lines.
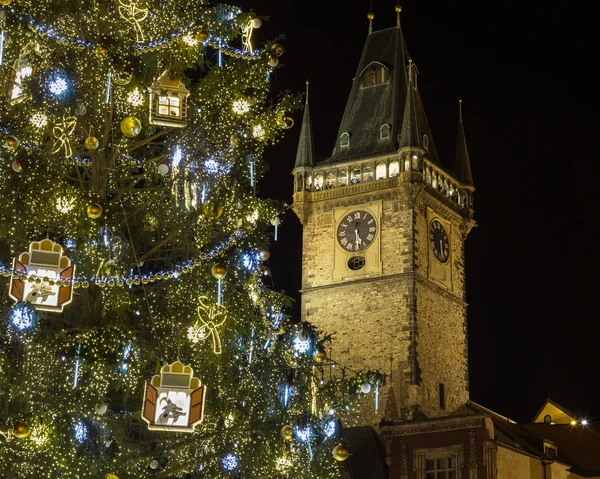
xmin=292 ymin=9 xmax=476 ymax=426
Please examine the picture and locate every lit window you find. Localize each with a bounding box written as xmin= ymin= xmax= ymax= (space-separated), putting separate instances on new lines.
xmin=362 ymin=69 xmax=375 ymax=87
xmin=376 ymin=67 xmax=389 ymax=84
xmin=423 ymin=134 xmax=429 ymax=151
xmin=158 ymin=95 xmax=181 ymax=117
xmin=340 ymin=132 xmax=350 ymax=148
xmin=380 ymin=124 xmax=391 ymax=139
xmin=361 ymin=64 xmax=389 ymax=88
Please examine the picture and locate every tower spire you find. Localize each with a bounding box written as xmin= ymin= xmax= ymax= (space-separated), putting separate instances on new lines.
xmin=454 ymin=98 xmax=474 ymax=186
xmin=293 ymin=80 xmax=315 ymax=171
xmin=396 ymin=4 xmax=402 ymax=28
xmin=367 ymin=11 xmax=375 ymax=35
xmin=399 ymin=59 xmax=422 ymax=149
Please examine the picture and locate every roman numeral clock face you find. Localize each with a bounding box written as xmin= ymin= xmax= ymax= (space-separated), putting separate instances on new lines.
xmin=337 ymin=210 xmax=377 ymax=252
xmin=430 ymin=219 xmax=449 ymax=263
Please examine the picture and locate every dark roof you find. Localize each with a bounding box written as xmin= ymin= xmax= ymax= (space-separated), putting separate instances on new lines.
xmin=453 ymin=100 xmax=474 ymax=186
xmin=294 ymin=83 xmax=315 ymax=170
xmin=469 ymin=401 xmax=600 ymax=476
xmin=343 ymin=426 xmax=388 ymax=479
xmin=323 ymin=25 xmax=439 ymax=166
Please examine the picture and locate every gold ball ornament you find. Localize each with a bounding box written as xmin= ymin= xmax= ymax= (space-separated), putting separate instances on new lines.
xmin=333 ymin=445 xmax=351 ymax=462
xmin=87 ymin=203 xmax=103 ymax=219
xmin=3 ymin=135 xmax=19 ymax=151
xmin=113 ymin=71 xmax=132 ymax=86
xmin=279 ymin=115 xmax=294 ymax=129
xmin=313 ymin=347 xmax=327 ymax=362
xmin=105 ymin=475 xmax=119 ymax=479
xmin=395 ymin=5 xmax=403 ymax=13
xmin=280 ymin=425 xmax=293 ymax=441
xmin=11 ymin=159 xmax=23 ymax=173
xmin=211 ymin=263 xmax=227 ymax=279
xmin=12 ymin=421 xmax=30 ymax=439
xmin=0 ymin=0 xmax=12 ymax=5
xmin=230 ymin=134 xmax=240 ymax=146
xmin=95 ymin=44 xmax=110 ymax=56
xmin=120 ymin=116 xmax=142 ymax=137
xmin=367 ymin=12 xmax=375 ymax=20
xmin=202 ymin=198 xmax=224 ymax=219
xmin=84 ymin=136 xmax=100 ymax=151
xmin=258 ymin=247 xmax=270 ymax=262
xmin=194 ymin=30 xmax=209 ymax=43
xmin=271 ymin=43 xmax=285 ymax=57
xmin=267 ymin=55 xmax=279 ymax=67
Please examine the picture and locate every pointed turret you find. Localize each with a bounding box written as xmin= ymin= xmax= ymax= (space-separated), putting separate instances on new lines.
xmin=398 ymin=60 xmax=421 ymax=149
xmin=293 ymin=81 xmax=315 ymax=171
xmin=454 ymin=99 xmax=474 ymax=186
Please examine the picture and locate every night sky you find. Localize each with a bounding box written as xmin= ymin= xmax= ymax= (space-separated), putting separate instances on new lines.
xmin=233 ymin=0 xmax=600 ymax=423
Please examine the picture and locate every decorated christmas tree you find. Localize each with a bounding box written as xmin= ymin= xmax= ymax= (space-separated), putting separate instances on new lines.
xmin=0 ymin=1 xmax=380 ymax=477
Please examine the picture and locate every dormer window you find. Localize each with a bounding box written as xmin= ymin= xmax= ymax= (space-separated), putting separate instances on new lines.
xmin=340 ymin=132 xmax=350 ymax=148
xmin=380 ymin=124 xmax=391 ymax=140
xmin=423 ymin=134 xmax=429 ymax=151
xmin=361 ymin=64 xmax=389 ymax=88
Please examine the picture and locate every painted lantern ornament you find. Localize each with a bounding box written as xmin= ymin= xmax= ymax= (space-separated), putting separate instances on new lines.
xmin=9 ymin=239 xmax=75 ymax=312
xmin=142 ymin=361 xmax=206 ymax=432
xmin=149 ymin=70 xmax=190 ymax=128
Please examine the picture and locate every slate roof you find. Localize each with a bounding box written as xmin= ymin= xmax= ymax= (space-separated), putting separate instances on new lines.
xmin=294 ymin=82 xmax=316 ymax=170
xmin=323 ymin=25 xmax=440 ymax=166
xmin=454 ymin=101 xmax=474 ymax=186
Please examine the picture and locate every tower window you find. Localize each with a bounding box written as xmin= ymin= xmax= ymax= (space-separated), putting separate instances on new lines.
xmin=348 ymin=257 xmax=366 ymax=271
xmin=361 ymin=64 xmax=390 ymax=88
xmin=380 ymin=124 xmax=391 ymax=140
xmin=340 ymin=132 xmax=350 ymax=148
xmin=439 ymin=383 xmax=445 ymax=409
xmin=423 ymin=134 xmax=429 ymax=151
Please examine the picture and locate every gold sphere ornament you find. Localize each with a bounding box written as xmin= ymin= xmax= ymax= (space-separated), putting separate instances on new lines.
xmin=84 ymin=136 xmax=100 ymax=151
xmin=313 ymin=347 xmax=327 ymax=362
xmin=258 ymin=247 xmax=270 ymax=262
xmin=194 ymin=30 xmax=209 ymax=43
xmin=105 ymin=475 xmax=119 ymax=479
xmin=395 ymin=5 xmax=403 ymax=13
xmin=367 ymin=12 xmax=375 ymax=20
xmin=3 ymin=135 xmax=19 ymax=151
xmin=230 ymin=134 xmax=240 ymax=146
xmin=11 ymin=159 xmax=23 ymax=173
xmin=113 ymin=71 xmax=132 ymax=86
xmin=120 ymin=116 xmax=142 ymax=137
xmin=271 ymin=43 xmax=285 ymax=57
xmin=280 ymin=115 xmax=294 ymax=129
xmin=12 ymin=421 xmax=30 ymax=439
xmin=202 ymin=198 xmax=224 ymax=219
xmin=211 ymin=263 xmax=227 ymax=279
xmin=267 ymin=55 xmax=279 ymax=67
xmin=332 ymin=444 xmax=351 ymax=462
xmin=0 ymin=0 xmax=12 ymax=5
xmin=280 ymin=425 xmax=293 ymax=441
xmin=95 ymin=44 xmax=110 ymax=56
xmin=87 ymin=203 xmax=103 ymax=219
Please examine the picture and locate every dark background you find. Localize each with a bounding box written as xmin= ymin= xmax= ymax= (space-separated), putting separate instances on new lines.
xmin=233 ymin=0 xmax=600 ymax=423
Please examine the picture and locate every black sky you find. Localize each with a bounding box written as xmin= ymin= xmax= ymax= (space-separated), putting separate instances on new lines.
xmin=232 ymin=0 xmax=600 ymax=423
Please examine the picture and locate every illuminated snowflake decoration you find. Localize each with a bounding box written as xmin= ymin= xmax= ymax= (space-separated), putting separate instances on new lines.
xmin=252 ymin=124 xmax=266 ymax=139
xmin=275 ymin=456 xmax=293 ymax=473
xmin=30 ymin=424 xmax=51 ymax=446
xmin=221 ymin=453 xmax=238 ymax=471
xmin=183 ymin=34 xmax=198 ymax=46
xmin=266 ymin=309 xmax=284 ymax=329
xmin=47 ymin=74 xmax=69 ymax=96
xmin=232 ymin=99 xmax=250 ymax=115
xmin=323 ymin=420 xmax=337 ymax=438
xmin=293 ymin=336 xmax=311 ymax=353
xmin=246 ymin=210 xmax=259 ymax=224
xmin=30 ymin=112 xmax=48 ymax=128
xmin=9 ymin=302 xmax=38 ymax=332
xmin=295 ymin=425 xmax=311 ymax=443
xmin=187 ymin=324 xmax=209 ymax=343
xmin=73 ymin=421 xmax=88 ymax=443
xmin=65 ymin=238 xmax=77 ymax=249
xmin=127 ymin=88 xmax=144 ymax=106
xmin=241 ymin=252 xmax=259 ymax=271
xmin=56 ymin=196 xmax=75 ymax=213
xmin=204 ymin=158 xmax=220 ymax=175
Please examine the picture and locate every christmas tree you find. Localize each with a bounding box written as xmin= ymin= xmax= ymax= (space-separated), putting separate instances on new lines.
xmin=0 ymin=0 xmax=380 ymax=477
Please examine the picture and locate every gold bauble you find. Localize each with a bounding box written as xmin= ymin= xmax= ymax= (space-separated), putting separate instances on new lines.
xmin=4 ymin=135 xmax=19 ymax=151
xmin=395 ymin=5 xmax=402 ymax=13
xmin=332 ymin=445 xmax=350 ymax=462
xmin=280 ymin=115 xmax=294 ymax=129
xmin=313 ymin=347 xmax=327 ymax=362
xmin=113 ymin=71 xmax=132 ymax=86
xmin=267 ymin=56 xmax=279 ymax=67
xmin=258 ymin=247 xmax=270 ymax=262
xmin=95 ymin=44 xmax=109 ymax=56
xmin=367 ymin=12 xmax=375 ymax=20
xmin=105 ymin=475 xmax=119 ymax=479
xmin=87 ymin=203 xmax=103 ymax=219
xmin=84 ymin=136 xmax=100 ymax=151
xmin=230 ymin=134 xmax=240 ymax=146
xmin=12 ymin=421 xmax=30 ymax=439
xmin=120 ymin=116 xmax=142 ymax=138
xmin=202 ymin=199 xmax=224 ymax=219
xmin=211 ymin=263 xmax=227 ymax=279
xmin=11 ymin=159 xmax=23 ymax=173
xmin=194 ymin=30 xmax=209 ymax=43
xmin=0 ymin=0 xmax=13 ymax=5
xmin=271 ymin=43 xmax=285 ymax=57
xmin=280 ymin=425 xmax=293 ymax=441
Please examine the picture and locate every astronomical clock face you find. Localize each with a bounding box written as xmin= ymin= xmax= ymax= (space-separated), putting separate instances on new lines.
xmin=430 ymin=219 xmax=449 ymax=263
xmin=337 ymin=210 xmax=377 ymax=252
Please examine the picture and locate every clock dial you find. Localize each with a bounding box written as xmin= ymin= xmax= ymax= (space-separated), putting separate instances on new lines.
xmin=337 ymin=210 xmax=377 ymax=252
xmin=430 ymin=219 xmax=449 ymax=263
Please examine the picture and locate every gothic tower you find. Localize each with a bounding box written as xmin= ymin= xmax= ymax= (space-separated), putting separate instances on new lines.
xmin=292 ymin=9 xmax=476 ymax=426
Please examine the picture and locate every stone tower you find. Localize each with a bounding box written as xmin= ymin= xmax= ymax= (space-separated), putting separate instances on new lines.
xmin=292 ymin=9 xmax=476 ymax=426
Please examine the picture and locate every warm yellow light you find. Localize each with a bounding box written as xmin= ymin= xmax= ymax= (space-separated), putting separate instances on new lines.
xmin=127 ymin=88 xmax=144 ymax=106
xmin=232 ymin=99 xmax=250 ymax=115
xmin=571 ymin=420 xmax=577 ymax=425
xmin=56 ymin=196 xmax=75 ymax=213
xmin=183 ymin=34 xmax=198 ymax=46
xmin=30 ymin=112 xmax=48 ymax=128
xmin=252 ymin=125 xmax=265 ymax=139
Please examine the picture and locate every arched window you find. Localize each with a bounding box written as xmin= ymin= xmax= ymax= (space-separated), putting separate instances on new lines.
xmin=340 ymin=132 xmax=350 ymax=148
xmin=423 ymin=134 xmax=429 ymax=151
xmin=351 ymin=167 xmax=361 ymax=184
xmin=389 ymin=160 xmax=400 ymax=178
xmin=314 ymin=173 xmax=323 ymax=191
xmin=363 ymin=165 xmax=374 ymax=182
xmin=361 ymin=64 xmax=390 ymax=88
xmin=338 ymin=168 xmax=348 ymax=187
xmin=376 ymin=162 xmax=387 ymax=180
xmin=325 ymin=171 xmax=336 ymax=189
xmin=380 ymin=124 xmax=391 ymax=140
